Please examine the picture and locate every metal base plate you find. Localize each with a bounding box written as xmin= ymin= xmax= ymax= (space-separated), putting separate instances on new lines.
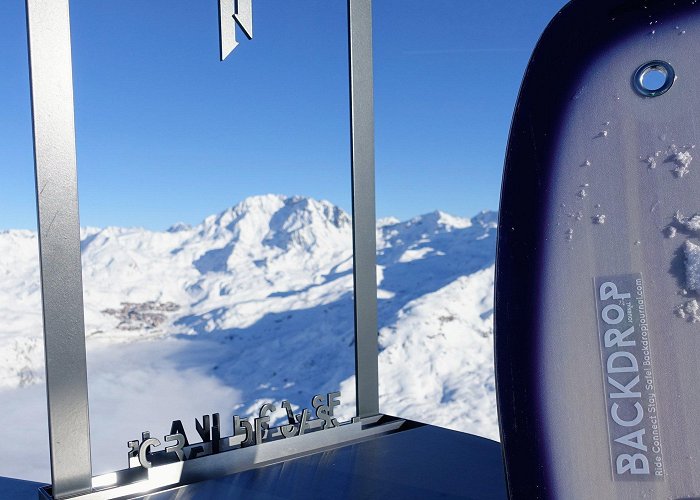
xmin=35 ymin=421 xmax=505 ymax=499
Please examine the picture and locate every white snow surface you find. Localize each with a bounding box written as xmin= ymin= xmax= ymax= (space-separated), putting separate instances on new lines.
xmin=685 ymin=240 xmax=700 ymax=291
xmin=0 ymin=194 xmax=497 ymax=481
xmin=674 ymin=211 xmax=700 ymax=234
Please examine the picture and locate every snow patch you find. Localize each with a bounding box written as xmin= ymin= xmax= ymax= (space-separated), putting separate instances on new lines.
xmin=377 ymin=217 xmax=400 ymax=228
xmin=398 ymin=247 xmax=434 ymax=263
xmin=673 ymin=211 xmax=700 ymax=234
xmin=673 ymin=151 xmax=693 ymax=178
xmin=675 ymin=299 xmax=700 ymax=323
xmin=685 ymin=240 xmax=700 ymax=291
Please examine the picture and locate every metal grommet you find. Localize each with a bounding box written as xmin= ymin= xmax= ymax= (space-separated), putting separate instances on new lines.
xmin=633 ymin=60 xmax=675 ymax=97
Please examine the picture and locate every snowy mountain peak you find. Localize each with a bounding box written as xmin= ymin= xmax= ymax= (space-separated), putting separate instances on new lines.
xmin=379 ymin=210 xmax=474 ymax=236
xmin=261 ymin=196 xmax=351 ymax=252
xmin=199 ymin=194 xmax=287 ymax=239
xmin=471 ymin=210 xmax=498 ymax=229
xmin=377 ymin=216 xmax=401 ymax=228
xmin=167 ymin=222 xmax=192 ymax=233
xmin=422 ymin=210 xmax=473 ymax=231
xmin=195 ymin=194 xmax=351 ymax=252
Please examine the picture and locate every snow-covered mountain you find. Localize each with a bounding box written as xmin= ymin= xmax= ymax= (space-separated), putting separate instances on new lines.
xmin=0 ymin=194 xmax=497 ymax=481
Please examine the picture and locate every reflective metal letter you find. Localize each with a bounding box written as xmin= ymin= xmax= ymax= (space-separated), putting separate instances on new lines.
xmin=255 ymin=403 xmax=276 ymax=444
xmin=169 ymin=420 xmax=190 ymax=447
xmin=219 ymin=0 xmax=253 ymax=60
xmin=195 ymin=415 xmax=211 ymax=442
xmin=138 ymin=436 xmax=161 ymax=469
xmin=233 ymin=415 xmax=254 ymax=447
xmin=164 ymin=434 xmax=186 ymax=461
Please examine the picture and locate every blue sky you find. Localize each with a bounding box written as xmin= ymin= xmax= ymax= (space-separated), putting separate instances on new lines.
xmin=0 ymin=0 xmax=568 ymax=230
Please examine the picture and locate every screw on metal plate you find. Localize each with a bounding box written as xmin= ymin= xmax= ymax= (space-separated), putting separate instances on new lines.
xmin=633 ymin=60 xmax=675 ymax=97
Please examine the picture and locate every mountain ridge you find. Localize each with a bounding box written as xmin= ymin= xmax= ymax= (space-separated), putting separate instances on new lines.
xmin=0 ymin=194 xmax=498 ymax=480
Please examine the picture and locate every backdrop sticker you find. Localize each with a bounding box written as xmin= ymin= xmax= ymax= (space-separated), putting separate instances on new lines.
xmin=594 ymin=274 xmax=664 ymax=481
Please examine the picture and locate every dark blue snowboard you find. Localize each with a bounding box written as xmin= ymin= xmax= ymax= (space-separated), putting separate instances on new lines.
xmin=496 ymin=0 xmax=700 ymax=498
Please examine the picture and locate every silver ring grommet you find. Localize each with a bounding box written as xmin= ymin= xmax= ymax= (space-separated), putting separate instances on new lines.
xmin=633 ymin=60 xmax=675 ymax=97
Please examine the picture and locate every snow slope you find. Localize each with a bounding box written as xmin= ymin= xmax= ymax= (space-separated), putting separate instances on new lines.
xmin=0 ymin=194 xmax=497 ymax=480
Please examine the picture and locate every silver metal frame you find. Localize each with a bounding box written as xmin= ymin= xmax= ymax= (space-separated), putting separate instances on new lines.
xmin=25 ymin=0 xmax=378 ymax=497
xmin=25 ymin=0 xmax=93 ymax=498
xmin=348 ymin=0 xmax=380 ymax=419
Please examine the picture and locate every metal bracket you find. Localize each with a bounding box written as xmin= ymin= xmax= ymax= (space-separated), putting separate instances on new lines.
xmin=25 ymin=0 xmax=379 ymax=497
xmin=38 ymin=417 xmax=405 ymax=500
xmin=219 ymin=0 xmax=253 ymax=61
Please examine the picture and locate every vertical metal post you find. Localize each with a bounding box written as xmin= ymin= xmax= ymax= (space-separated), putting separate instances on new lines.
xmin=348 ymin=0 xmax=379 ymax=418
xmin=25 ymin=0 xmax=93 ymax=497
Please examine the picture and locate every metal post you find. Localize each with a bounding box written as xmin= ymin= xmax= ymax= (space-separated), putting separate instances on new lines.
xmin=25 ymin=0 xmax=93 ymax=497
xmin=348 ymin=0 xmax=379 ymax=418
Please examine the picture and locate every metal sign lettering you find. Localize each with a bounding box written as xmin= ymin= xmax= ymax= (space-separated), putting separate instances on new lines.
xmin=594 ymin=275 xmax=665 ymax=480
xmin=127 ymin=392 xmax=349 ymax=469
xmin=219 ymin=0 xmax=253 ymax=60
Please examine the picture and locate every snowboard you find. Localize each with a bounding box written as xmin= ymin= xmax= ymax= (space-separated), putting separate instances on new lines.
xmin=496 ymin=0 xmax=700 ymax=498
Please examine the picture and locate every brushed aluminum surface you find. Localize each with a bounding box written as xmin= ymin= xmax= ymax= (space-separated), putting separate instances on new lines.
xmin=348 ymin=0 xmax=380 ymax=419
xmin=25 ymin=0 xmax=92 ymax=497
xmin=35 ymin=422 xmax=506 ymax=500
xmin=39 ymin=417 xmax=407 ymax=499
